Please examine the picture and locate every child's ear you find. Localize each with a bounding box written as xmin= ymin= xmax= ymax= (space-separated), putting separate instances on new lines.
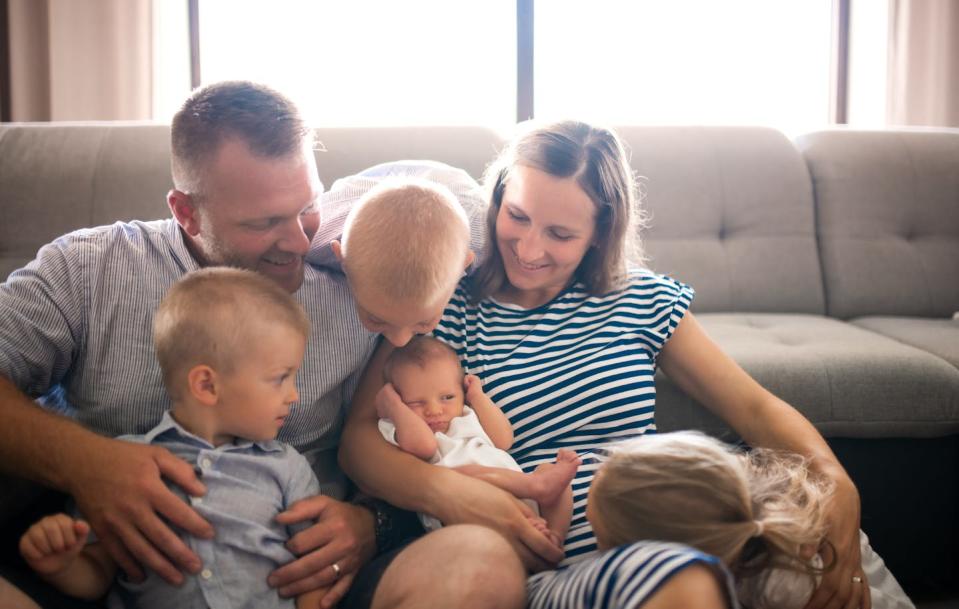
xmin=463 ymin=249 xmax=476 ymax=271
xmin=331 ymin=240 xmax=344 ymax=263
xmin=187 ymin=365 xmax=219 ymax=406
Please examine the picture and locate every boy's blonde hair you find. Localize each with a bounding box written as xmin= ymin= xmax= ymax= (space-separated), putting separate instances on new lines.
xmin=382 ymin=335 xmax=462 ymax=385
xmin=591 ymin=431 xmax=833 ymax=580
xmin=153 ymin=267 xmax=310 ymax=399
xmin=340 ymin=179 xmax=470 ymax=306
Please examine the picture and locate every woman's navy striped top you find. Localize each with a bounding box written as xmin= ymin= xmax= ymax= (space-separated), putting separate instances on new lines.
xmin=432 ymin=268 xmax=695 ymax=562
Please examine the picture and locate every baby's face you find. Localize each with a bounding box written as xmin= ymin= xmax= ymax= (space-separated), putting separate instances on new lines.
xmin=391 ymin=357 xmax=466 ymax=434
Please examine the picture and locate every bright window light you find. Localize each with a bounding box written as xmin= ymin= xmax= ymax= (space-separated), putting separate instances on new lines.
xmin=196 ymin=0 xmax=516 ymax=127
xmin=535 ymin=0 xmax=834 ymax=134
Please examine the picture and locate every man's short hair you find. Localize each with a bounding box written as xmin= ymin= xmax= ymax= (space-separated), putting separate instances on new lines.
xmin=153 ymin=267 xmax=310 ymax=399
xmin=171 ymin=80 xmax=313 ymax=196
xmin=341 ymin=179 xmax=470 ymax=306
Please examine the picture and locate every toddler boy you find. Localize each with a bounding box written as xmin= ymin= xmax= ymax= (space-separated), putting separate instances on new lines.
xmin=18 ymin=267 xmax=323 ymax=609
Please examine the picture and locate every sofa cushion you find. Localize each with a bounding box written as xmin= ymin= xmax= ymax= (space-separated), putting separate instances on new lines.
xmin=852 ymin=316 xmax=959 ymax=370
xmin=654 ymin=313 xmax=959 ymax=439
xmin=796 ymin=129 xmax=959 ymax=319
xmin=618 ymin=126 xmax=825 ymax=315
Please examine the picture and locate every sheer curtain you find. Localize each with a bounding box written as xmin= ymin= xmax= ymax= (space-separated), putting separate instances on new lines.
xmin=7 ymin=0 xmax=152 ymax=121
xmin=888 ymin=0 xmax=959 ymax=127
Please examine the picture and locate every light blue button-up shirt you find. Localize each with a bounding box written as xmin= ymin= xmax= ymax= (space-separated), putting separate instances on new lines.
xmin=105 ymin=412 xmax=319 ymax=609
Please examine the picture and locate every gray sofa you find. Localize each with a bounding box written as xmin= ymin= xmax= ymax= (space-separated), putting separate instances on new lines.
xmin=1 ymin=123 xmax=957 ymax=597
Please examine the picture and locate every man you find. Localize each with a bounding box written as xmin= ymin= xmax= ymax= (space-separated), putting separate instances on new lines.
xmin=0 ymin=81 xmax=527 ymax=609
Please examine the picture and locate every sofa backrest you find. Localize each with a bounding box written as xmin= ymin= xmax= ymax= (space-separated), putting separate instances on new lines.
xmin=0 ymin=123 xmax=172 ymax=280
xmin=618 ymin=126 xmax=825 ymax=314
xmin=0 ymin=123 xmax=506 ymax=281
xmin=797 ymin=129 xmax=959 ymax=319
xmin=313 ymin=126 xmax=504 ymax=189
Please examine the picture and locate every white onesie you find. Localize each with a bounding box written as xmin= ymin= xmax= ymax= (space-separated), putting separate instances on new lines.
xmin=378 ymin=406 xmax=535 ymax=529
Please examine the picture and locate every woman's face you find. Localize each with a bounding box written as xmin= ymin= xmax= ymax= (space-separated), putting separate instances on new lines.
xmin=495 ymin=165 xmax=596 ymax=303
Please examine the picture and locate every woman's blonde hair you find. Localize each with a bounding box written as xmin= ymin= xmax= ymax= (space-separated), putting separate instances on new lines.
xmin=469 ymin=120 xmax=645 ymax=302
xmin=590 ymin=431 xmax=834 ymax=581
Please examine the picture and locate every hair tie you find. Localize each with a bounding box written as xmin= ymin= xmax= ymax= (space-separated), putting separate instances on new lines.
xmin=752 ymin=520 xmax=765 ymax=537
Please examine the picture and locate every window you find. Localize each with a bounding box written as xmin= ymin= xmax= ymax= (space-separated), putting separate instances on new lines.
xmin=154 ymin=0 xmax=887 ymax=132
xmin=535 ymin=0 xmax=833 ymax=135
xmin=178 ymin=0 xmax=515 ymax=127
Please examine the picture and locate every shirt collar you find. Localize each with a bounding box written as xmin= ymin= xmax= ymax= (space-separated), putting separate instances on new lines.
xmin=165 ymin=219 xmax=204 ymax=274
xmin=145 ymin=411 xmax=285 ymax=453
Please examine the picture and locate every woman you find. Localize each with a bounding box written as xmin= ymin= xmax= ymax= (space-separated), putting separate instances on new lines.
xmin=340 ymin=120 xmax=870 ymax=608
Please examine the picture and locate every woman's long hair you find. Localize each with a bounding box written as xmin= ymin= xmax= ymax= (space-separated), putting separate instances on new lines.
xmin=469 ymin=120 xmax=645 ymax=303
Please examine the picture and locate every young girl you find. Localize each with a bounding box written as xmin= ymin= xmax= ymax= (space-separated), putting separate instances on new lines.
xmin=579 ymin=431 xmax=914 ymax=609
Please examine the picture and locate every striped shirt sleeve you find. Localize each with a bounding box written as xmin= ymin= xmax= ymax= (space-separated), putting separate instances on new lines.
xmin=527 ymin=540 xmax=738 ymax=609
xmin=625 ymin=270 xmax=695 ymax=360
xmin=0 ymin=235 xmax=86 ymax=396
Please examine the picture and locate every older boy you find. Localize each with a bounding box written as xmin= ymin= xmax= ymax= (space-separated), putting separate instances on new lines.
xmin=20 ymin=268 xmax=323 ymax=609
xmin=310 ymin=160 xmax=487 ymax=347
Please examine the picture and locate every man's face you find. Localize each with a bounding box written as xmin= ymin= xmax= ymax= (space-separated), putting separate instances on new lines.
xmin=191 ymin=139 xmax=322 ymax=293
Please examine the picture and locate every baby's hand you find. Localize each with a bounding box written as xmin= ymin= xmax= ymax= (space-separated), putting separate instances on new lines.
xmin=463 ymin=374 xmax=487 ymax=404
xmin=19 ymin=514 xmax=90 ymax=576
xmin=376 ymin=382 xmax=405 ymax=420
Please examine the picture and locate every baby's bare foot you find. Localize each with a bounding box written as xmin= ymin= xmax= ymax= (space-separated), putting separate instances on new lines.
xmin=527 ymin=450 xmax=581 ymax=506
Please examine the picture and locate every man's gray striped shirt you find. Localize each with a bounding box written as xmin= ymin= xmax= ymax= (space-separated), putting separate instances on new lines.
xmin=0 ymin=219 xmax=376 ymax=498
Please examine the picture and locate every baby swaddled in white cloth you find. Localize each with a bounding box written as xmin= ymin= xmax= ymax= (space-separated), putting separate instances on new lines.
xmin=376 ymin=336 xmax=580 ymax=548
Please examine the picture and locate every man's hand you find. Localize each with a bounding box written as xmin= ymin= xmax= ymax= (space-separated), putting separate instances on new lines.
xmin=270 ymin=496 xmax=376 ymax=609
xmin=66 ymin=436 xmax=213 ymax=585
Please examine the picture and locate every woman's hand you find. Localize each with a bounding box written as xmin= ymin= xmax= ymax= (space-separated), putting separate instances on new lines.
xmin=660 ymin=314 xmax=872 ymax=608
xmin=804 ymin=475 xmax=871 ymax=609
xmin=433 ymin=471 xmax=565 ymax=572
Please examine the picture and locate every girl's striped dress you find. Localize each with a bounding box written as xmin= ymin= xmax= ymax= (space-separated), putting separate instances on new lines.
xmin=527 ymin=540 xmax=737 ymax=609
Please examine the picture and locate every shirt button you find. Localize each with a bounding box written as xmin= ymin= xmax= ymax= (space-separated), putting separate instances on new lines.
xmin=201 ymin=568 xmax=213 ymax=580
xmin=192 ymin=496 xmax=203 ymax=505
xmin=200 ymin=458 xmax=212 ymax=469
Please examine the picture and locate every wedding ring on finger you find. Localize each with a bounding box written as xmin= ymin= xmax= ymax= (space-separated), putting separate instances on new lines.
xmin=851 ymin=576 xmax=863 ymax=584
xmin=331 ymin=562 xmax=341 ymax=579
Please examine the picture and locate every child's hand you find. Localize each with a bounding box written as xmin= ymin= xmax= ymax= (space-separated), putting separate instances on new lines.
xmin=375 ymin=382 xmax=405 ymax=420
xmin=463 ymin=374 xmax=487 ymax=405
xmin=19 ymin=514 xmax=90 ymax=576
